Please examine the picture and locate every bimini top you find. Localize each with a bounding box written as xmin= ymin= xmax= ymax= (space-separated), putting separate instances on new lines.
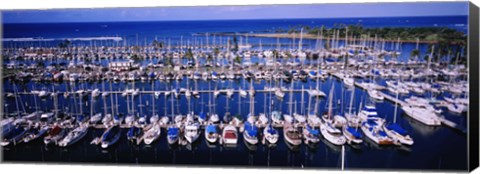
xmin=206 ymin=124 xmax=217 ymax=134
xmin=386 ymin=123 xmax=408 ymax=136
xmin=167 ymin=127 xmax=179 ymax=136
xmin=346 ymin=127 xmax=362 ymax=139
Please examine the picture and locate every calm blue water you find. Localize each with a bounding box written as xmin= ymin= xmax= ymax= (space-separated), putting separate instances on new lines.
xmin=2 ymin=16 xmax=468 ymax=171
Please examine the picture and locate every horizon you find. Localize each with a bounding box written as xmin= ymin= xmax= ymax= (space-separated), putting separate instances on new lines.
xmin=1 ymin=2 xmax=469 ymax=23
xmin=2 ymin=15 xmax=469 ymax=24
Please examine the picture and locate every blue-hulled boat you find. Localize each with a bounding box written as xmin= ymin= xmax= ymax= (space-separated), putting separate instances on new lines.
xmin=1 ymin=125 xmax=28 ymax=146
xmin=101 ymin=126 xmax=121 ymax=148
xmin=126 ymin=126 xmax=143 ymax=143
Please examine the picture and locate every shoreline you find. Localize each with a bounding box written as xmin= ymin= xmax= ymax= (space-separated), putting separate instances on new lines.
xmin=209 ymin=32 xmax=443 ymax=44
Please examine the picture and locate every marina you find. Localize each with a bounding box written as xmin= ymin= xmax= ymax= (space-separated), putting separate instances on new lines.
xmin=2 ymin=15 xmax=469 ymax=170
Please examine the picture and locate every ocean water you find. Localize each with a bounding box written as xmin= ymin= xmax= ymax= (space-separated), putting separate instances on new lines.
xmin=1 ymin=16 xmax=469 ymax=171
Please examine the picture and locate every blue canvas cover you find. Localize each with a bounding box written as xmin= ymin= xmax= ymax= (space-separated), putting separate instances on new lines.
xmin=307 ymin=125 xmax=319 ymax=135
xmin=378 ymin=130 xmax=388 ymax=137
xmin=199 ymin=112 xmax=207 ymax=120
xmin=206 ymin=124 xmax=217 ymax=134
xmin=346 ymin=127 xmax=362 ymax=139
xmin=168 ymin=127 xmax=179 ymax=136
xmin=386 ymin=123 xmax=408 ymax=136
xmin=266 ymin=125 xmax=277 ymax=135
xmin=244 ymin=122 xmax=258 ymax=137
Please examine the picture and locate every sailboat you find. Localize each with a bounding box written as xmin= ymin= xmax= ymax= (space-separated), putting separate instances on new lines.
xmin=204 ymin=122 xmax=219 ymax=144
xmin=184 ymin=113 xmax=200 ymax=144
xmin=263 ymin=89 xmax=279 ymax=145
xmin=243 ymin=118 xmax=259 ymax=145
xmin=167 ymin=88 xmax=180 ymax=145
xmin=382 ymin=91 xmax=414 ymax=145
xmin=320 ymin=85 xmax=346 ymax=146
xmin=43 ymin=124 xmax=66 ymax=145
xmin=100 ymin=125 xmax=121 ymax=148
xmin=22 ymin=123 xmax=49 ymax=143
xmin=142 ymin=124 xmax=161 ymax=145
xmin=1 ymin=124 xmax=29 ymax=146
xmin=126 ymin=126 xmax=143 ymax=144
xmin=361 ymin=119 xmax=394 ymax=145
xmin=58 ymin=124 xmax=88 ymax=147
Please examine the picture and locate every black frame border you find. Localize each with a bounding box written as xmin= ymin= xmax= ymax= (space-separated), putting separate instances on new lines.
xmin=468 ymin=1 xmax=479 ymax=172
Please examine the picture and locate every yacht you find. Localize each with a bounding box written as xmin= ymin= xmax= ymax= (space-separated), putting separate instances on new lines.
xmin=401 ymin=105 xmax=441 ymax=126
